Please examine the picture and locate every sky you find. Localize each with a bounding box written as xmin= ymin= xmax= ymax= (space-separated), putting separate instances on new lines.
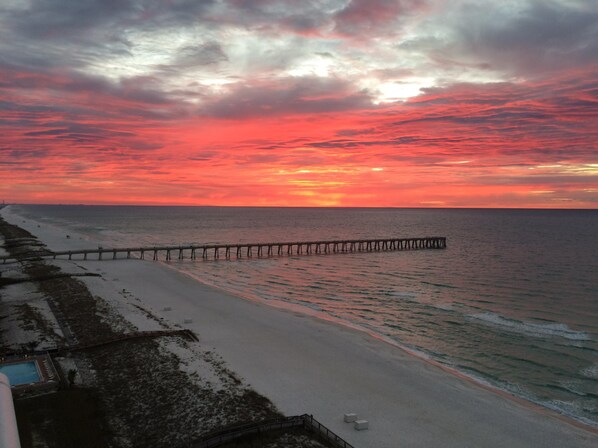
xmin=0 ymin=0 xmax=597 ymax=208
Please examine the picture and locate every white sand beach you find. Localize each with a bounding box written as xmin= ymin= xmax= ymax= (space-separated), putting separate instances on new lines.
xmin=3 ymin=208 xmax=597 ymax=448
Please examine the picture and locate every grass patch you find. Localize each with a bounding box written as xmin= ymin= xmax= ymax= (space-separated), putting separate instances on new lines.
xmin=14 ymin=388 xmax=110 ymax=448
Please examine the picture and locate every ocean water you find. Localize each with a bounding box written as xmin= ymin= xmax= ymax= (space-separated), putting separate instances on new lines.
xmin=8 ymin=205 xmax=598 ymax=426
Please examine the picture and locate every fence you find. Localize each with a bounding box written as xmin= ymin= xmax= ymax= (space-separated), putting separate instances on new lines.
xmin=193 ymin=414 xmax=354 ymax=448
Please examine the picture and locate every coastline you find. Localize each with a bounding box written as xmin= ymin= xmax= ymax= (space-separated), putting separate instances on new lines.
xmin=175 ymin=261 xmax=598 ymax=433
xmin=2 ymin=207 xmax=597 ymax=448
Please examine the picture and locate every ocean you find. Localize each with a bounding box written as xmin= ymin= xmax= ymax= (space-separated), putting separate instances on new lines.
xmin=7 ymin=205 xmax=598 ymax=426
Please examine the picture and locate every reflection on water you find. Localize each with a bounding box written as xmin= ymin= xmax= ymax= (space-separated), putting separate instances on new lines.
xmin=12 ymin=205 xmax=598 ymax=425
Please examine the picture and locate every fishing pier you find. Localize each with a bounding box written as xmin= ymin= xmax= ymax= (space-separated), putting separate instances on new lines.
xmin=1 ymin=237 xmax=446 ymax=264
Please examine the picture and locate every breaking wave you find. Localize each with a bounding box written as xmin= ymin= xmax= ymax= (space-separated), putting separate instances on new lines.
xmin=468 ymin=312 xmax=591 ymax=341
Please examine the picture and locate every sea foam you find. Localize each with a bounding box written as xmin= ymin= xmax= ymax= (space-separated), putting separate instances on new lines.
xmin=469 ymin=312 xmax=591 ymax=341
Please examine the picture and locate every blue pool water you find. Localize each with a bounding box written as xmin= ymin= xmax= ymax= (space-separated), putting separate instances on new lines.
xmin=0 ymin=361 xmax=41 ymax=386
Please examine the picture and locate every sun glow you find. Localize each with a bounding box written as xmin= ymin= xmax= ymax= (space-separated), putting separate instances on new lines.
xmin=1 ymin=1 xmax=596 ymax=208
xmin=374 ymin=78 xmax=435 ymax=103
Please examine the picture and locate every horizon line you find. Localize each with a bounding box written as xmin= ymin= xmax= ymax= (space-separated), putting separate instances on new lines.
xmin=2 ymin=203 xmax=597 ymax=211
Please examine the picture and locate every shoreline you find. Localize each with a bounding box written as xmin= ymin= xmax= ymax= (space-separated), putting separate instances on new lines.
xmin=2 ymin=206 xmax=597 ymax=447
xmin=166 ymin=261 xmax=598 ymax=435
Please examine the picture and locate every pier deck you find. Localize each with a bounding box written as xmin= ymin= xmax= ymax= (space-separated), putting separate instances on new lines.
xmin=1 ymin=237 xmax=446 ymax=264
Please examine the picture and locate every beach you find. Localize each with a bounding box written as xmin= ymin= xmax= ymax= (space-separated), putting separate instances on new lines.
xmin=2 ymin=207 xmax=597 ymax=448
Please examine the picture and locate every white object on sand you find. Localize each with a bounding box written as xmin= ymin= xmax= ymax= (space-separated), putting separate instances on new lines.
xmin=354 ymin=420 xmax=369 ymax=431
xmin=344 ymin=413 xmax=358 ymax=423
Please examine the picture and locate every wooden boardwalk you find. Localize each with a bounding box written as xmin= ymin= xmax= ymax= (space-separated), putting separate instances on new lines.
xmin=1 ymin=236 xmax=446 ymax=263
xmin=194 ymin=414 xmax=354 ymax=448
xmin=60 ymin=329 xmax=198 ymax=354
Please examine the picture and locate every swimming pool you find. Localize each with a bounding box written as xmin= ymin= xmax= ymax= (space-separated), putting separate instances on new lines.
xmin=0 ymin=361 xmax=41 ymax=386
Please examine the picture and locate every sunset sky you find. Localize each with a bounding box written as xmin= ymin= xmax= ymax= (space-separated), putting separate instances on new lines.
xmin=1 ymin=0 xmax=597 ymax=207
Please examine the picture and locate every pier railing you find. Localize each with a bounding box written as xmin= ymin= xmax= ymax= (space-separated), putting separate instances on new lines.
xmin=1 ymin=236 xmax=446 ymax=264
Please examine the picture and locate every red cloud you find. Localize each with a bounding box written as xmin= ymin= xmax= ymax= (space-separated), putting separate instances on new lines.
xmin=1 ymin=62 xmax=597 ymax=207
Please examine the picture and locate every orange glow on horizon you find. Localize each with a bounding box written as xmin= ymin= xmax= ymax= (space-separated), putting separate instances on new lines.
xmin=0 ymin=2 xmax=596 ymax=208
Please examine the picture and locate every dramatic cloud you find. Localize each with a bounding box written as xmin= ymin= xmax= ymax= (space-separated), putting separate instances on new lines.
xmin=446 ymin=0 xmax=598 ymax=76
xmin=200 ymin=76 xmax=375 ymax=118
xmin=0 ymin=0 xmax=596 ymax=207
xmin=334 ymin=0 xmax=426 ymax=36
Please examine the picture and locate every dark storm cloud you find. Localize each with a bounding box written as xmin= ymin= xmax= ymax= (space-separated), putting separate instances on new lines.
xmin=0 ymin=63 xmax=186 ymax=123
xmin=221 ymin=0 xmax=335 ymax=33
xmin=2 ymin=148 xmax=51 ymax=160
xmin=6 ymin=0 xmax=135 ymax=39
xmin=0 ymin=0 xmax=217 ymax=72
xmin=16 ymin=121 xmax=163 ymax=155
xmin=7 ymin=0 xmax=216 ymax=39
xmin=24 ymin=124 xmax=134 ymax=141
xmin=445 ymin=0 xmax=598 ymax=76
xmin=200 ymin=76 xmax=374 ymax=118
xmin=0 ymin=62 xmax=170 ymax=107
xmin=0 ymin=99 xmax=60 ymax=119
xmin=333 ymin=0 xmax=426 ymax=36
xmin=172 ymin=42 xmax=228 ymax=67
xmin=217 ymin=0 xmax=426 ymax=37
